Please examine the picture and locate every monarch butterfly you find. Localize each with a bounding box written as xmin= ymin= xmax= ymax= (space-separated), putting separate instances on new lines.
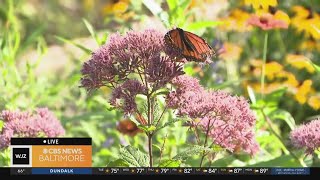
xmin=164 ymin=28 xmax=215 ymax=62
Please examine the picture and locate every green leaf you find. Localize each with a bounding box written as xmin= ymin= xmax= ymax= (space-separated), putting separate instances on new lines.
xmin=55 ymin=36 xmax=91 ymax=54
xmin=142 ymin=0 xmax=162 ymax=15
xmin=79 ymin=121 xmax=103 ymax=146
xmin=269 ymin=110 xmax=296 ymax=130
xmin=159 ymin=159 xmax=181 ymax=167
xmin=186 ymin=21 xmax=223 ymax=30
xmin=82 ymin=18 xmax=99 ymax=45
xmin=138 ymin=125 xmax=156 ymax=133
xmin=166 ymin=0 xmax=177 ymax=11
xmin=247 ymin=86 xmax=256 ymax=105
xmin=0 ymin=120 xmax=4 ymax=131
xmin=173 ymin=145 xmax=210 ymax=161
xmin=255 ymin=87 xmax=287 ymax=108
xmin=180 ymin=0 xmax=192 ymax=11
xmin=156 ymin=118 xmax=186 ymax=132
xmin=248 ymin=155 xmax=301 ymax=167
xmin=120 ymin=146 xmax=149 ymax=167
xmin=311 ymin=62 xmax=320 ymax=73
xmin=107 ymin=159 xmax=129 ymax=167
xmin=152 ymin=89 xmax=169 ymax=97
xmin=211 ymin=144 xmax=224 ymax=153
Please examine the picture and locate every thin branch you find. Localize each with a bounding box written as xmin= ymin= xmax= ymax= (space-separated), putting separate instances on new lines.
xmin=154 ymin=105 xmax=167 ymax=128
xmin=158 ymin=134 xmax=168 ymax=165
xmin=200 ymin=118 xmax=212 ymax=167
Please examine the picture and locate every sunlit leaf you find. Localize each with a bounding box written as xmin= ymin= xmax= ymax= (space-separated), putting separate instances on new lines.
xmin=142 ymin=0 xmax=162 ymax=15
xmin=159 ymin=159 xmax=181 ymax=167
xmin=107 ymin=159 xmax=129 ymax=167
xmin=120 ymin=146 xmax=149 ymax=167
xmin=180 ymin=0 xmax=191 ymax=12
xmin=166 ymin=0 xmax=177 ymax=11
xmin=311 ymin=62 xmax=320 ymax=73
xmin=82 ymin=18 xmax=100 ymax=45
xmin=173 ymin=145 xmax=211 ymax=161
xmin=156 ymin=118 xmax=187 ymax=132
xmin=186 ymin=21 xmax=223 ymax=30
xmin=269 ymin=110 xmax=296 ymax=130
xmin=247 ymin=86 xmax=256 ymax=104
xmin=55 ymin=36 xmax=91 ymax=54
xmin=138 ymin=125 xmax=156 ymax=133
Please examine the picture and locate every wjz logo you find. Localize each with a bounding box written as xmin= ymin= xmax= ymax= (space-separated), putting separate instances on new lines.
xmin=12 ymin=148 xmax=30 ymax=165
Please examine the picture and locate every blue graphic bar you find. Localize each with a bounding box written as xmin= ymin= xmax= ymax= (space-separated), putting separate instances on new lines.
xmin=32 ymin=168 xmax=92 ymax=175
xmin=271 ymin=168 xmax=310 ymax=175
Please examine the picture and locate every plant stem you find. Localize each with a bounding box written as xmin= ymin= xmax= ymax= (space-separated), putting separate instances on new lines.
xmin=261 ymin=32 xmax=268 ymax=99
xmin=147 ymin=94 xmax=154 ymax=167
xmin=260 ymin=108 xmax=307 ymax=167
xmin=148 ymin=134 xmax=153 ymax=167
xmin=199 ymin=119 xmax=211 ymax=167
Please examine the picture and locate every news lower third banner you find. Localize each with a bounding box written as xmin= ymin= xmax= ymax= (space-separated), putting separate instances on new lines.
xmin=5 ymin=138 xmax=315 ymax=176
xmin=6 ymin=167 xmax=314 ymax=175
xmin=10 ymin=138 xmax=92 ymax=168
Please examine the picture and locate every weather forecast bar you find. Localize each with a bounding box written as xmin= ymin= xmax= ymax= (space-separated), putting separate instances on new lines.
xmin=7 ymin=167 xmax=312 ymax=175
xmin=10 ymin=138 xmax=92 ymax=145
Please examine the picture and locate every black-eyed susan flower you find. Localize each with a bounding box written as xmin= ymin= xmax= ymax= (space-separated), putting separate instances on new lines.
xmin=220 ymin=42 xmax=243 ymax=61
xmin=308 ymin=95 xmax=320 ymax=110
xmin=294 ymin=80 xmax=312 ymax=104
xmin=219 ymin=9 xmax=252 ymax=32
xmin=286 ymin=54 xmax=315 ymax=73
xmin=244 ymin=60 xmax=299 ymax=94
xmin=244 ymin=0 xmax=278 ymax=11
xmin=300 ymin=38 xmax=320 ymax=51
xmin=101 ymin=0 xmax=134 ymax=20
xmin=265 ymin=61 xmax=283 ymax=80
xmin=291 ymin=6 xmax=320 ymax=40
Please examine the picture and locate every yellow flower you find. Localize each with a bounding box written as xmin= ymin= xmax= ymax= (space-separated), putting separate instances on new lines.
xmin=113 ymin=1 xmax=128 ymax=14
xmin=286 ymin=54 xmax=315 ymax=73
xmin=294 ymin=80 xmax=312 ymax=104
xmin=300 ymin=39 xmax=320 ymax=51
xmin=249 ymin=82 xmax=284 ymax=94
xmin=102 ymin=0 xmax=130 ymax=16
xmin=219 ymin=9 xmax=252 ymax=32
xmin=292 ymin=6 xmax=310 ymax=19
xmin=193 ymin=65 xmax=204 ymax=77
xmin=244 ymin=0 xmax=277 ymax=10
xmin=274 ymin=10 xmax=290 ymax=25
xmin=265 ymin=62 xmax=283 ymax=80
xmin=308 ymin=95 xmax=320 ymax=110
xmin=281 ymin=72 xmax=299 ymax=89
xmin=309 ymin=18 xmax=320 ymax=39
xmin=83 ymin=0 xmax=95 ymax=11
xmin=220 ymin=42 xmax=243 ymax=61
xmin=291 ymin=6 xmax=320 ymax=39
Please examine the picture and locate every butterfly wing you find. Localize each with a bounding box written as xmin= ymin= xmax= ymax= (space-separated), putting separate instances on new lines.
xmin=182 ymin=31 xmax=215 ymax=62
xmin=165 ymin=28 xmax=215 ymax=62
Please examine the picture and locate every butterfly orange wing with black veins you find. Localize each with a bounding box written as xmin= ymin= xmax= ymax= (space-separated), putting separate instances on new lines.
xmin=165 ymin=28 xmax=215 ymax=62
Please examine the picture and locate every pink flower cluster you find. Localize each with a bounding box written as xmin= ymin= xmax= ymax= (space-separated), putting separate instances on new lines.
xmin=290 ymin=118 xmax=320 ymax=155
xmin=0 ymin=108 xmax=65 ymax=149
xmin=110 ymin=80 xmax=146 ymax=115
xmin=81 ymin=29 xmax=184 ymax=114
xmin=167 ymin=75 xmax=259 ymax=155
